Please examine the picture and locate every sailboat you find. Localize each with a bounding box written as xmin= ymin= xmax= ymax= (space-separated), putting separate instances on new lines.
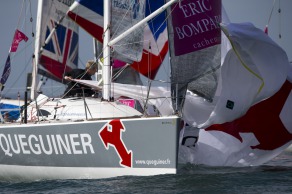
xmin=0 ymin=0 xmax=181 ymax=180
xmin=0 ymin=0 xmax=291 ymax=181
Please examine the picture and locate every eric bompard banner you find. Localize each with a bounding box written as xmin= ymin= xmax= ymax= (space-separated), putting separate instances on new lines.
xmin=171 ymin=0 xmax=222 ymax=56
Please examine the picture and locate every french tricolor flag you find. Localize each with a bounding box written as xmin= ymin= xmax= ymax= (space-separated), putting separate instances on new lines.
xmin=67 ymin=0 xmax=168 ymax=79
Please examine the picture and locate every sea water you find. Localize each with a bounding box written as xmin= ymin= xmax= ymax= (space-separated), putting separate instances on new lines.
xmin=0 ymin=151 xmax=291 ymax=194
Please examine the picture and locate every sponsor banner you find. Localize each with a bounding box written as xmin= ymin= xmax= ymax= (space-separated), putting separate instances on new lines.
xmin=118 ymin=99 xmax=136 ymax=108
xmin=171 ymin=0 xmax=222 ymax=56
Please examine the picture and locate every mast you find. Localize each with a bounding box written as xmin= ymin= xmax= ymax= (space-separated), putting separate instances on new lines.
xmin=102 ymin=0 xmax=178 ymax=101
xmin=102 ymin=0 xmax=112 ymax=101
xmin=30 ymin=0 xmax=44 ymax=100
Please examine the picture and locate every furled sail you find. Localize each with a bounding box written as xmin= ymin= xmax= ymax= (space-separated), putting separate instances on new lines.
xmin=35 ymin=0 xmax=79 ymax=82
xmin=168 ymin=0 xmax=222 ymax=111
xmin=67 ymin=0 xmax=168 ymax=79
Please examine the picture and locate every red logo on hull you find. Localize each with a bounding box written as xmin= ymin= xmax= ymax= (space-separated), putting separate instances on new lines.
xmin=99 ymin=119 xmax=132 ymax=167
xmin=206 ymin=80 xmax=292 ymax=150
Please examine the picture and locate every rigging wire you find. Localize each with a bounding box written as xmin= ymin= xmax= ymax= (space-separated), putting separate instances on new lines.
xmin=265 ymin=0 xmax=276 ymax=34
xmin=265 ymin=0 xmax=282 ymax=39
xmin=0 ymin=0 xmax=30 ymax=99
xmin=29 ymin=0 xmax=34 ymax=37
xmin=16 ymin=0 xmax=26 ymax=30
xmin=278 ymin=0 xmax=282 ymax=39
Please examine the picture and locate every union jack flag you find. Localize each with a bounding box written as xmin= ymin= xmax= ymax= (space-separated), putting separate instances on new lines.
xmin=39 ymin=20 xmax=79 ymax=81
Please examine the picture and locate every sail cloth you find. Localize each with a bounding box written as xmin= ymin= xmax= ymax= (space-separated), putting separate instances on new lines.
xmin=180 ymin=22 xmax=291 ymax=166
xmin=36 ymin=0 xmax=79 ymax=81
xmin=131 ymin=0 xmax=169 ymax=79
xmin=180 ymin=77 xmax=292 ymax=166
xmin=67 ymin=0 xmax=168 ymax=79
xmin=198 ymin=22 xmax=289 ymax=128
xmin=111 ymin=0 xmax=146 ymax=64
xmin=67 ymin=0 xmax=145 ymax=63
xmin=168 ymin=0 xmax=222 ymax=111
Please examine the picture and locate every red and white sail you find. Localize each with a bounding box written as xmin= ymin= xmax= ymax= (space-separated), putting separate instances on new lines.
xmin=180 ymin=22 xmax=292 ymax=166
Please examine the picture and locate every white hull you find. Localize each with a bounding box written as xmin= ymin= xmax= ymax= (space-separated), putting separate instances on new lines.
xmin=0 ymin=165 xmax=176 ymax=181
xmin=0 ymin=116 xmax=180 ymax=181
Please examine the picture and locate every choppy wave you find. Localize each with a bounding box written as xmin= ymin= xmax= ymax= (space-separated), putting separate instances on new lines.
xmin=0 ymin=151 xmax=291 ymax=193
